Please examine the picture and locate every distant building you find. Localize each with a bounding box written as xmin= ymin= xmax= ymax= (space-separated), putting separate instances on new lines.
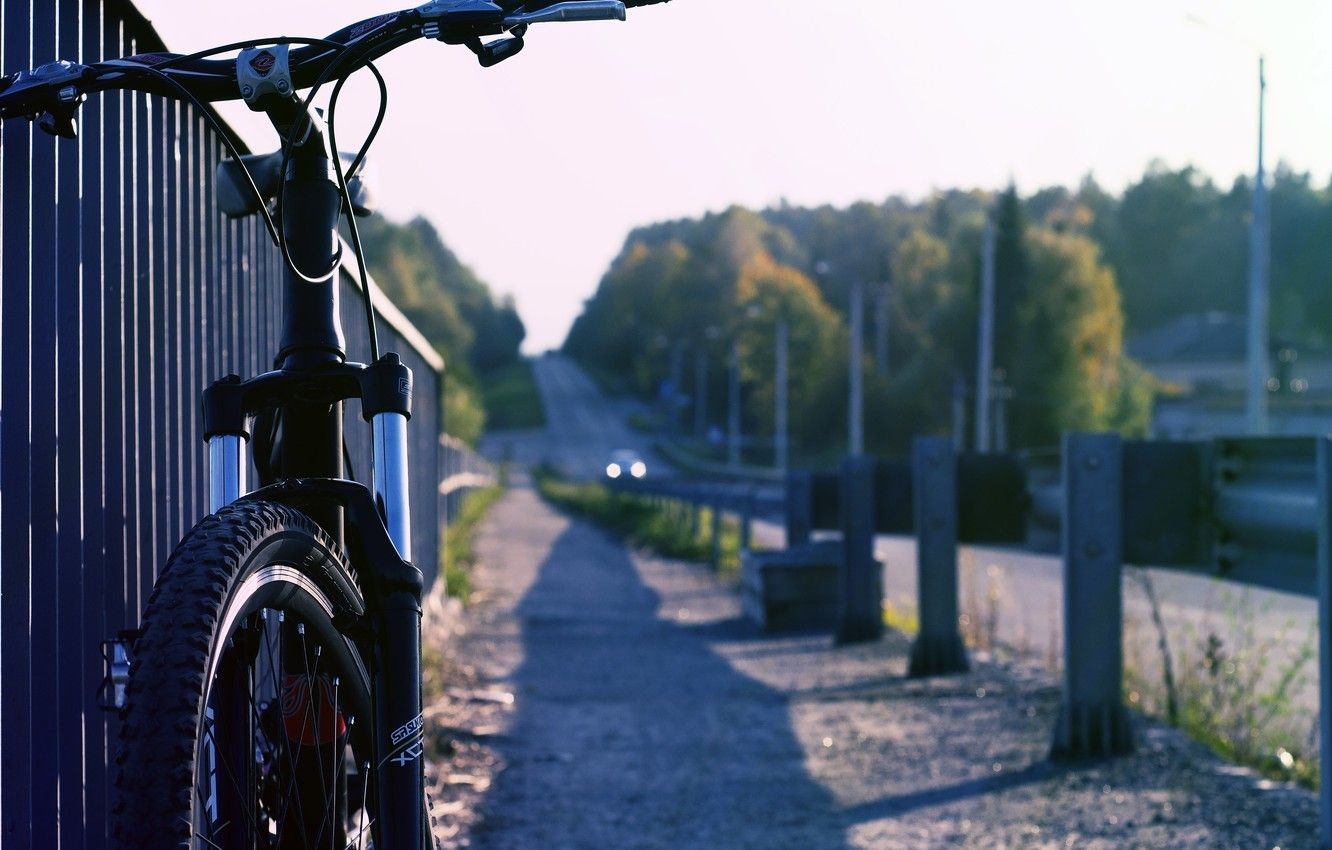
xmin=1127 ymin=311 xmax=1332 ymax=438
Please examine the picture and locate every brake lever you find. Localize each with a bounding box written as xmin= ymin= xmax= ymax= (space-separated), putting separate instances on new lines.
xmin=0 ymin=60 xmax=91 ymax=136
xmin=465 ymin=27 xmax=527 ymax=67
xmin=502 ymin=0 xmax=626 ymax=26
xmin=38 ymin=95 xmax=85 ymax=139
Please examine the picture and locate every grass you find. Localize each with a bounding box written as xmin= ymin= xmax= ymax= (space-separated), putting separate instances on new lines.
xmin=441 ymin=483 xmax=506 ymax=602
xmin=882 ymin=599 xmax=920 ymax=635
xmin=481 ymin=359 xmax=546 ymax=431
xmin=939 ymin=553 xmax=1318 ymax=788
xmin=533 ymin=466 xmax=746 ymax=574
xmin=1124 ymin=569 xmax=1320 ymax=788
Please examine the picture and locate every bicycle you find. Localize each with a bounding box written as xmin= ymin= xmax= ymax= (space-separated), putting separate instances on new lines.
xmin=0 ymin=1 xmax=665 ymax=846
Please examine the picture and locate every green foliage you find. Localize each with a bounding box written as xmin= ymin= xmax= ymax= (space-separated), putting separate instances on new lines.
xmin=1010 ymin=228 xmax=1154 ymax=444
xmin=533 ymin=467 xmax=744 ymax=573
xmin=566 ymin=184 xmax=1155 ymax=455
xmin=441 ymin=484 xmax=505 ymax=602
xmin=480 ymin=359 xmax=546 ymax=432
xmin=353 ymin=213 xmax=528 ymax=443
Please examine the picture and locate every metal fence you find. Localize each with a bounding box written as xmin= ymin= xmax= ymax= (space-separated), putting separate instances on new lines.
xmin=0 ymin=1 xmax=458 ymax=845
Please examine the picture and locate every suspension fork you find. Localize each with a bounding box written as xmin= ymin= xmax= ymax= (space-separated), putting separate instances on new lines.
xmin=360 ymin=355 xmax=424 ymax=849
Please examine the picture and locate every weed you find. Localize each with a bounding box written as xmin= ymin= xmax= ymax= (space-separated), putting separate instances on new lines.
xmin=1124 ymin=569 xmax=1319 ymax=788
xmin=882 ymin=599 xmax=920 ymax=635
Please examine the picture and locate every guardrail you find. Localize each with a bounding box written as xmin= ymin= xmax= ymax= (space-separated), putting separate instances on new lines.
xmin=606 ymin=475 xmax=783 ymax=570
xmin=784 ymin=433 xmax=1332 ymax=844
xmin=440 ymin=433 xmax=498 ymax=525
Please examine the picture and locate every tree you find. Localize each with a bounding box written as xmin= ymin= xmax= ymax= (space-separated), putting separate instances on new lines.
xmin=1009 ymin=229 xmax=1153 ymax=446
xmin=993 ymin=183 xmax=1031 ymax=381
xmin=355 ymin=214 xmax=528 ymax=443
xmin=733 ymin=255 xmax=846 ymax=456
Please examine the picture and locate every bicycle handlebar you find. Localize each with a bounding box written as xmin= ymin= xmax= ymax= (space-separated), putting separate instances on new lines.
xmin=0 ymin=0 xmax=665 ymax=133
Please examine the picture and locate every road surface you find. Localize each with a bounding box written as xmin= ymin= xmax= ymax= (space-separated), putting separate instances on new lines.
xmin=480 ymin=353 xmax=669 ymax=480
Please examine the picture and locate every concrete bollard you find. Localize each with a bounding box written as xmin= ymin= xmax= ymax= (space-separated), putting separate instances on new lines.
xmin=908 ymin=437 xmax=969 ymax=677
xmin=836 ymin=455 xmax=883 ymax=644
xmin=785 ymin=469 xmax=813 ymax=548
xmin=1051 ymin=432 xmax=1134 ymax=760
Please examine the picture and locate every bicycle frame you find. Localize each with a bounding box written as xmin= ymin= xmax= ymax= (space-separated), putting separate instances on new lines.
xmin=200 ymin=98 xmax=426 ymax=849
xmin=0 ymin=3 xmax=668 ymax=844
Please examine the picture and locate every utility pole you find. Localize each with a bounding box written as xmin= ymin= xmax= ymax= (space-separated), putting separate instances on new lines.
xmin=1246 ymin=55 xmax=1269 ymax=435
xmin=694 ymin=349 xmax=707 ymax=439
xmin=849 ymin=280 xmax=864 ymax=456
xmin=728 ymin=338 xmax=741 ymax=467
xmin=669 ymin=339 xmax=684 ymax=435
xmin=952 ymin=374 xmax=967 ymax=452
xmin=775 ymin=318 xmax=789 ymax=471
xmin=975 ymin=219 xmax=996 ymax=453
xmin=874 ymin=281 xmax=889 ymax=375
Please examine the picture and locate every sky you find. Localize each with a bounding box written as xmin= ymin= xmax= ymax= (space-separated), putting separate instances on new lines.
xmin=131 ymin=0 xmax=1332 ymax=352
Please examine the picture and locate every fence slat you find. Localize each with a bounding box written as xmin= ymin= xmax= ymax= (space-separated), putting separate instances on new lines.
xmin=0 ymin=3 xmax=448 ymax=844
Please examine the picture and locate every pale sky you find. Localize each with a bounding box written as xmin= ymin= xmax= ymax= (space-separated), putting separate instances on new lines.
xmin=131 ymin=0 xmax=1332 ymax=352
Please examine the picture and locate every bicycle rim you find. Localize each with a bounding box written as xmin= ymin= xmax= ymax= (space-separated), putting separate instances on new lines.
xmin=114 ymin=502 xmax=380 ymax=850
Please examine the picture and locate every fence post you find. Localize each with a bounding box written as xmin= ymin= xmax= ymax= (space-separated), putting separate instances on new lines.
xmin=837 ymin=455 xmax=882 ymax=644
xmin=786 ymin=469 xmax=813 ymax=548
xmin=908 ymin=437 xmax=968 ymax=677
xmin=1316 ymin=436 xmax=1332 ymax=845
xmin=740 ymin=485 xmax=754 ymax=553
xmin=710 ymin=487 xmax=723 ymax=571
xmin=1051 ymin=432 xmax=1134 ymax=759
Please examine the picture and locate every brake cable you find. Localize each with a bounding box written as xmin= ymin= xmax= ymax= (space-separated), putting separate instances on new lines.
xmin=328 ymin=60 xmax=391 ymax=363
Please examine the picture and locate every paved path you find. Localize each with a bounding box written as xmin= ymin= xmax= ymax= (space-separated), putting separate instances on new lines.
xmin=429 ymin=478 xmax=1322 ymax=849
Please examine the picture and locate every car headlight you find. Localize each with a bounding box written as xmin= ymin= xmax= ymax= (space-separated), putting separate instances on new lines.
xmin=606 ymin=463 xmax=622 ymax=478
xmin=630 ymin=461 xmax=647 ymax=478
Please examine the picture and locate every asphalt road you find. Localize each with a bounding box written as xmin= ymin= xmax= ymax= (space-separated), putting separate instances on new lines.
xmin=480 ymin=354 xmax=669 ymax=481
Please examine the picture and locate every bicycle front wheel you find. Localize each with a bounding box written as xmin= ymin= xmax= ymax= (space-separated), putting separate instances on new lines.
xmin=113 ymin=500 xmax=378 ymax=849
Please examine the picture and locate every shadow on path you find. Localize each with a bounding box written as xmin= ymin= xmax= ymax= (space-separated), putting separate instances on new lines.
xmin=472 ymin=520 xmax=853 ymax=850
xmin=840 ymin=761 xmax=1063 ymax=823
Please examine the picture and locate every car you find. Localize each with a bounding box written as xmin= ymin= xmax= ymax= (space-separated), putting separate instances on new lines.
xmin=605 ymin=449 xmax=647 ymax=480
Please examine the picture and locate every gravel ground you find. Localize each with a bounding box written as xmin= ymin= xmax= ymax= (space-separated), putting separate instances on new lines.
xmin=423 ymin=478 xmax=1322 ymax=849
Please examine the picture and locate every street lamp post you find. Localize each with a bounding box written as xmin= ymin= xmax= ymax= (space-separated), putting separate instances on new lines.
xmin=694 ymin=348 xmax=708 ymax=439
xmin=666 ymin=338 xmax=685 ymax=434
xmin=1246 ymin=55 xmax=1269 ymax=435
xmin=727 ymin=338 xmax=741 ymax=467
xmin=874 ymin=281 xmax=890 ymax=376
xmin=775 ymin=317 xmax=789 ymax=471
xmin=848 ymin=279 xmax=865 ymax=456
xmin=976 ymin=218 xmax=997 ymax=453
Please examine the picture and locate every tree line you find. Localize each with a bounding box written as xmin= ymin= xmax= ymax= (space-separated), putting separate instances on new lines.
xmin=355 ymin=214 xmax=526 ymax=443
xmin=563 ymin=161 xmax=1332 ymax=459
